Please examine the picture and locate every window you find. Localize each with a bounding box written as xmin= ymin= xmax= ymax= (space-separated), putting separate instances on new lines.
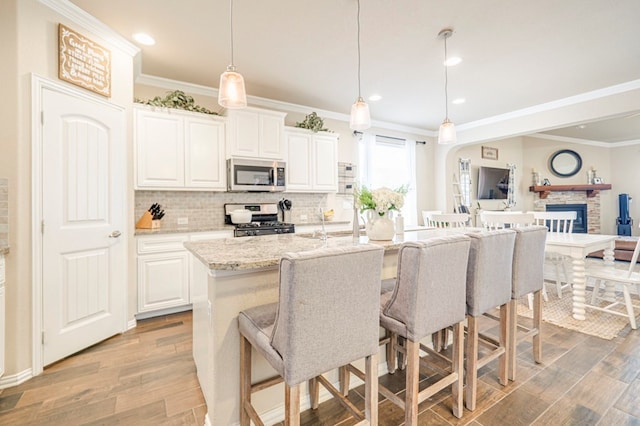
xmin=358 ymin=133 xmax=418 ymax=226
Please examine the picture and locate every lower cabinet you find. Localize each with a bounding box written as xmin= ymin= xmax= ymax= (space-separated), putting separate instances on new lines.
xmin=136 ymin=231 xmax=232 ymax=317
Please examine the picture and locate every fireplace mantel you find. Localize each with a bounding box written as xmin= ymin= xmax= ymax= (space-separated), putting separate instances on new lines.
xmin=529 ymin=184 xmax=612 ymax=199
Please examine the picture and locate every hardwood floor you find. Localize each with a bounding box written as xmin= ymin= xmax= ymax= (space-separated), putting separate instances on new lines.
xmin=1 ymin=311 xmax=639 ymax=425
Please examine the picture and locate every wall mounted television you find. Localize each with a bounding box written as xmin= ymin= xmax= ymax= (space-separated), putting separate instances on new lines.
xmin=477 ymin=166 xmax=510 ymax=200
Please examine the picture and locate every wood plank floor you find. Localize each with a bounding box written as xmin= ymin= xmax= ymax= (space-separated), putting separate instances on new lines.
xmin=1 ymin=311 xmax=639 ymax=425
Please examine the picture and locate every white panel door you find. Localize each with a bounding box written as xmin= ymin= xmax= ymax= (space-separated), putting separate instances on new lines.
xmin=42 ymin=88 xmax=126 ymax=366
xmin=185 ymin=117 xmax=225 ymax=189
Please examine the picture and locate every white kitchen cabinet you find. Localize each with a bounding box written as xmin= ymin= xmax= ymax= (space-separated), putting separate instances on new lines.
xmin=137 ymin=234 xmax=190 ymax=314
xmin=135 ymin=106 xmax=226 ymax=190
xmin=225 ymin=107 xmax=286 ymax=160
xmin=285 ymin=127 xmax=338 ymax=192
xmin=136 ymin=230 xmax=233 ymax=318
xmin=0 ymin=255 xmax=4 ymax=378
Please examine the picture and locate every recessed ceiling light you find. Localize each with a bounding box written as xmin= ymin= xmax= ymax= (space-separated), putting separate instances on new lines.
xmin=577 ymin=124 xmax=587 ymax=129
xmin=452 ymin=98 xmax=466 ymax=105
xmin=368 ymin=94 xmax=382 ymax=101
xmin=133 ymin=32 xmax=156 ymax=46
xmin=445 ymin=56 xmax=462 ymax=66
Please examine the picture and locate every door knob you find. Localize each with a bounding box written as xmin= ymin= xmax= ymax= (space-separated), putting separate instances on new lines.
xmin=109 ymin=230 xmax=122 ymax=238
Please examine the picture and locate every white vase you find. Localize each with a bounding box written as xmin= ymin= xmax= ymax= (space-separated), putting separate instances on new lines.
xmin=365 ymin=210 xmax=395 ymax=241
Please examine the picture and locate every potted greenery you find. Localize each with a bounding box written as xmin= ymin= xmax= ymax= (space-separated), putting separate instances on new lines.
xmin=295 ymin=112 xmax=331 ymax=133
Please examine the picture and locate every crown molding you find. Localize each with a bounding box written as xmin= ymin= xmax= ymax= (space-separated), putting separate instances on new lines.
xmin=135 ymin=73 xmax=435 ymax=137
xmin=458 ymin=79 xmax=640 ymax=132
xmin=39 ymin=0 xmax=139 ymax=57
xmin=529 ymin=132 xmax=640 ymax=148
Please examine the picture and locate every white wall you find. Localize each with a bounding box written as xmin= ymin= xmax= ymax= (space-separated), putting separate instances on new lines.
xmin=0 ymin=0 xmax=135 ymax=378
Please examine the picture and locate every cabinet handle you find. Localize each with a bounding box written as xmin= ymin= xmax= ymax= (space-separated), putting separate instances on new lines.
xmin=109 ymin=230 xmax=122 ymax=238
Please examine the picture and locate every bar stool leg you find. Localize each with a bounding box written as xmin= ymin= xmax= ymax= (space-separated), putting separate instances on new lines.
xmin=498 ymin=303 xmax=509 ymax=386
xmin=284 ymin=383 xmax=300 ymax=426
xmin=365 ymin=353 xmax=379 ymax=426
xmin=508 ymin=299 xmax=518 ymax=381
xmin=533 ymin=290 xmax=542 ymax=363
xmin=465 ymin=315 xmax=478 ymax=411
xmin=405 ymin=339 xmax=420 ymax=425
xmin=239 ymin=335 xmax=251 ymax=426
xmin=452 ymin=321 xmax=464 ymax=418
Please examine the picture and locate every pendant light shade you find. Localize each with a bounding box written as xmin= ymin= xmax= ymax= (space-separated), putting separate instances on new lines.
xmin=218 ymin=0 xmax=247 ymax=109
xmin=349 ymin=0 xmax=371 ymax=131
xmin=438 ymin=28 xmax=456 ymax=145
xmin=219 ymin=65 xmax=247 ymax=109
xmin=350 ymin=97 xmax=371 ymax=131
xmin=438 ymin=118 xmax=457 ymax=144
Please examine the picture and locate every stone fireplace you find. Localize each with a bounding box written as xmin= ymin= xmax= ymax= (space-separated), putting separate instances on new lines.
xmin=533 ymin=191 xmax=602 ymax=233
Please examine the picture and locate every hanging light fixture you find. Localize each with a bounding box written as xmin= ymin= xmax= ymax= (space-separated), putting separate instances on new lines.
xmin=438 ymin=28 xmax=456 ymax=144
xmin=349 ymin=0 xmax=371 ymax=131
xmin=218 ymin=0 xmax=247 ymax=109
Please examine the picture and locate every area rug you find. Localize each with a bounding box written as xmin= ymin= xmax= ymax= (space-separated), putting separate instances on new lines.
xmin=516 ymin=286 xmax=639 ymax=340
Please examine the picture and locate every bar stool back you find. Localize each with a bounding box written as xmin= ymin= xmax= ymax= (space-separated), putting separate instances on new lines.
xmin=509 ymin=226 xmax=548 ymax=381
xmin=379 ymin=235 xmax=471 ymax=423
xmin=464 ymin=229 xmax=516 ymax=411
xmin=238 ymin=244 xmax=384 ymax=425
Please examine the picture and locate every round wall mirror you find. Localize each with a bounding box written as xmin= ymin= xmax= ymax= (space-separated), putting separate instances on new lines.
xmin=549 ymin=149 xmax=582 ymax=177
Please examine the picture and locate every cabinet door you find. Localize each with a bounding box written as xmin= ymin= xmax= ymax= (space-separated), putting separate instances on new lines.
xmin=135 ymin=109 xmax=184 ymax=188
xmin=285 ymin=132 xmax=313 ymax=191
xmin=259 ymin=113 xmax=284 ymax=159
xmin=312 ymin=134 xmax=338 ymax=191
xmin=137 ymin=251 xmax=190 ymax=313
xmin=226 ymin=110 xmax=260 ymax=157
xmin=185 ymin=118 xmax=226 ymax=189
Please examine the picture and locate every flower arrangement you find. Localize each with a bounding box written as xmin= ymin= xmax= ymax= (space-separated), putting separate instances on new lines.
xmin=355 ymin=185 xmax=408 ymax=216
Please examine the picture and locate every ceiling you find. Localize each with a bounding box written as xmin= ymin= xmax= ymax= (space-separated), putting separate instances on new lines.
xmin=70 ymin=0 xmax=640 ymax=142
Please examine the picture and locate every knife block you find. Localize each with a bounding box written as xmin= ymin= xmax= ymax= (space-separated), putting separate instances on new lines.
xmin=136 ymin=211 xmax=161 ymax=229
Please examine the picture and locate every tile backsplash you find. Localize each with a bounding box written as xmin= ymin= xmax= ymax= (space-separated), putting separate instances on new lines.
xmin=0 ymin=178 xmax=7 ymax=245
xmin=135 ymin=191 xmax=351 ymax=230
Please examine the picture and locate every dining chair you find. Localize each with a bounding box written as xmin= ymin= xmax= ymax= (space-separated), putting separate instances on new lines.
xmin=428 ymin=212 xmax=471 ymax=228
xmin=480 ymin=211 xmax=534 ymax=230
xmin=508 ymin=226 xmax=547 ymax=381
xmin=378 ymin=235 xmax=471 ymax=423
xmin=421 ymin=210 xmax=442 ymax=227
xmin=464 ymin=229 xmax=516 ymax=411
xmin=238 ymin=244 xmax=384 ymax=425
xmin=586 ymin=229 xmax=640 ymax=330
xmin=530 ymin=211 xmax=577 ymax=299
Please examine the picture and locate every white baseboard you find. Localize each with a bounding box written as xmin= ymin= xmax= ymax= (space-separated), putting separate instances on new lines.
xmin=127 ymin=318 xmax=137 ymax=330
xmin=134 ymin=305 xmax=192 ymax=321
xmin=0 ymin=368 xmax=33 ymax=390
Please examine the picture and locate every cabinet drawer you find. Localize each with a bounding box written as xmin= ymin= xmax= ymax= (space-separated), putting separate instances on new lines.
xmin=190 ymin=230 xmax=233 ymax=241
xmin=137 ymin=235 xmax=188 ymax=254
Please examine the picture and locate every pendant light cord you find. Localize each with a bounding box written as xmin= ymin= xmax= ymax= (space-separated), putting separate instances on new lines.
xmin=357 ymin=0 xmax=362 ymax=99
xmin=229 ymin=0 xmax=235 ymax=67
xmin=443 ymin=34 xmax=449 ymax=119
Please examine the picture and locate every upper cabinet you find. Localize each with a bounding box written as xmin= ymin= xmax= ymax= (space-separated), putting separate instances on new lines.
xmin=135 ymin=106 xmax=226 ymax=190
xmin=285 ymin=127 xmax=338 ymax=192
xmin=225 ymin=107 xmax=286 ymax=160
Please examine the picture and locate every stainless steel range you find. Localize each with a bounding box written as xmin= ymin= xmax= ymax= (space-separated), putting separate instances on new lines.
xmin=224 ymin=203 xmax=295 ymax=237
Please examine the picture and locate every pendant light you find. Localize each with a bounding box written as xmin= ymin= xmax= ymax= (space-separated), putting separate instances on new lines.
xmin=218 ymin=0 xmax=247 ymax=109
xmin=349 ymin=0 xmax=371 ymax=131
xmin=438 ymin=28 xmax=456 ymax=144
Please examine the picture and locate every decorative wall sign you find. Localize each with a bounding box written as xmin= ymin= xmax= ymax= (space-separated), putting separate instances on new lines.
xmin=58 ymin=24 xmax=111 ymax=97
xmin=481 ymin=146 xmax=498 ymax=160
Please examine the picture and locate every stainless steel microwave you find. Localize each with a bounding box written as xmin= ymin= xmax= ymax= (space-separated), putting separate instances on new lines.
xmin=227 ymin=158 xmax=286 ymax=192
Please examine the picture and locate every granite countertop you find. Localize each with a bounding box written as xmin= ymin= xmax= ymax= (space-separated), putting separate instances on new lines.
xmin=135 ymin=225 xmax=235 ymax=236
xmin=0 ymin=244 xmax=8 ymax=255
xmin=184 ymin=229 xmax=472 ymax=271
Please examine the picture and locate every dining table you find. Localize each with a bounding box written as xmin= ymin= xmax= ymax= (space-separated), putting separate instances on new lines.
xmin=543 ymin=233 xmax=617 ymax=320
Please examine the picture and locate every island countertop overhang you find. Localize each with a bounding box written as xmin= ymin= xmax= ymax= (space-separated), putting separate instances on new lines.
xmin=184 ymin=233 xmax=405 ymax=271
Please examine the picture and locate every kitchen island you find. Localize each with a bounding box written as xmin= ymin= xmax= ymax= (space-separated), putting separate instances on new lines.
xmin=184 ymin=230 xmax=457 ymax=425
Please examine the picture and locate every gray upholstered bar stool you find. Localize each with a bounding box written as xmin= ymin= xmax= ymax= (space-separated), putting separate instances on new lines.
xmin=238 ymin=244 xmax=384 ymax=426
xmin=464 ymin=229 xmax=516 ymax=411
xmin=378 ymin=235 xmax=471 ymax=423
xmin=509 ymin=226 xmax=547 ymax=381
